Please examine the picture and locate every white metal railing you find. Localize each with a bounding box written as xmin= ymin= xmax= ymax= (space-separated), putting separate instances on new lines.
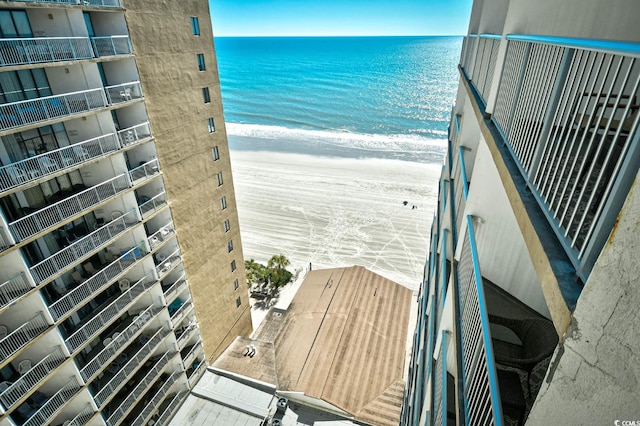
xmin=129 ymin=158 xmax=159 ymax=183
xmin=0 ymin=226 xmax=12 ymax=250
xmin=91 ymin=35 xmax=132 ymax=57
xmin=80 ymin=305 xmax=160 ymax=381
xmin=0 ymin=311 xmax=49 ymax=361
xmin=489 ymin=36 xmax=640 ymax=276
xmin=93 ymin=327 xmax=171 ymax=407
xmin=138 ymin=191 xmax=167 ymax=217
xmin=0 ymin=271 xmax=33 ymax=308
xmin=6 ymin=0 xmax=76 ymax=4
xmin=170 ymin=297 xmax=192 ymax=325
xmin=6 ymin=0 xmax=121 ymax=5
xmin=30 ymin=209 xmax=138 ymax=284
xmin=457 ymin=216 xmax=503 ymax=426
xmin=469 ymin=36 xmax=501 ymax=101
xmin=182 ymin=340 xmax=201 ymax=370
xmin=0 ymin=37 xmax=93 ymax=67
xmin=187 ymin=357 xmax=205 ymax=388
xmin=0 ymin=346 xmax=66 ymax=409
xmin=65 ymin=403 xmax=95 ymax=426
xmin=432 ymin=331 xmax=447 ymax=426
xmin=64 ymin=272 xmax=156 ymax=352
xmin=105 ymin=351 xmax=176 ymax=426
xmin=104 ymin=81 xmax=143 ymax=105
xmin=176 ymin=322 xmax=196 ymax=349
xmin=85 ymin=0 xmax=122 ymax=7
xmin=132 ymin=370 xmax=179 ymax=426
xmin=23 ymin=376 xmax=81 ymax=426
xmin=148 ymin=222 xmax=174 ymax=250
xmin=0 ymin=88 xmax=107 ymax=131
xmin=8 ymin=173 xmax=130 ymax=242
xmin=156 ymin=389 xmax=188 ymax=425
xmin=156 ymin=248 xmax=181 ymax=278
xmin=0 ymin=133 xmax=120 ymax=193
xmin=48 ymin=243 xmax=144 ymax=320
xmin=117 ymin=122 xmax=152 ymax=147
xmin=163 ymin=273 xmax=186 ymax=300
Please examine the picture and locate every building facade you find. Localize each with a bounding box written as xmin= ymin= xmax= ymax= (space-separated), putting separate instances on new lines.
xmin=0 ymin=0 xmax=252 ymax=425
xmin=402 ymin=0 xmax=640 ymax=424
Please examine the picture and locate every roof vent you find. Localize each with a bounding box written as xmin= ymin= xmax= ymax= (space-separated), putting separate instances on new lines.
xmin=276 ymin=397 xmax=288 ymax=414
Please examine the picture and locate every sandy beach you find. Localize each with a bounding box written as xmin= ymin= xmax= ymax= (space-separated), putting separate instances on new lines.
xmin=229 ymin=149 xmax=442 ymax=294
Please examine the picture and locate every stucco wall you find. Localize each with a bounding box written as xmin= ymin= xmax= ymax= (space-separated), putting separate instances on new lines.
xmin=123 ymin=0 xmax=252 ymax=361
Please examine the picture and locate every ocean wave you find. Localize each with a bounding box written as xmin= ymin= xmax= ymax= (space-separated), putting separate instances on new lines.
xmin=226 ymin=122 xmax=447 ymax=154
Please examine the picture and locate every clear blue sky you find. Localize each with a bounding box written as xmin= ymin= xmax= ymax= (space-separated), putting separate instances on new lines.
xmin=209 ymin=0 xmax=473 ymax=37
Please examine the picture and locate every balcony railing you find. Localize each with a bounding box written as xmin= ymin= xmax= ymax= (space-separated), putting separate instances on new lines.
xmin=105 ymin=350 xmax=177 ymax=426
xmin=66 ymin=403 xmax=95 ymax=426
xmin=138 ymin=191 xmax=167 ymax=217
xmin=30 ymin=209 xmax=138 ymax=284
xmin=8 ymin=173 xmax=130 ymax=243
xmin=0 ymin=346 xmax=66 ymax=409
xmin=468 ymin=35 xmax=501 ymax=101
xmin=129 ymin=158 xmax=159 ymax=183
xmin=431 ymin=331 xmax=447 ymax=425
xmin=0 ymin=271 xmax=33 ymax=309
xmin=163 ymin=273 xmax=186 ymax=301
xmin=91 ymin=35 xmax=132 ymax=57
xmin=156 ymin=389 xmax=188 ymax=426
xmin=0 ymin=37 xmax=93 ymax=67
xmin=187 ymin=358 xmax=205 ymax=388
xmin=132 ymin=370 xmax=179 ymax=426
xmin=170 ymin=297 xmax=192 ymax=325
xmin=148 ymin=222 xmax=174 ymax=251
xmin=182 ymin=340 xmax=201 ymax=370
xmin=48 ymin=244 xmax=145 ymax=320
xmin=176 ymin=323 xmax=196 ymax=349
xmin=6 ymin=0 xmax=121 ymax=6
xmin=104 ymin=81 xmax=143 ymax=105
xmin=117 ymin=122 xmax=152 ymax=148
xmin=0 ymin=311 xmax=49 ymax=361
xmin=64 ymin=272 xmax=156 ymax=352
xmin=456 ymin=216 xmax=503 ymax=425
xmin=93 ymin=327 xmax=171 ymax=407
xmin=80 ymin=305 xmax=160 ymax=381
xmin=0 ymin=226 xmax=12 ymax=250
xmin=156 ymin=248 xmax=181 ymax=278
xmin=0 ymin=88 xmax=107 ymax=131
xmin=23 ymin=376 xmax=81 ymax=426
xmin=0 ymin=133 xmax=120 ymax=194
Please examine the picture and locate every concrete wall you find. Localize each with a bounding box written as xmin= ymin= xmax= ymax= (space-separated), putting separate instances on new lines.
xmin=123 ymin=0 xmax=252 ymax=361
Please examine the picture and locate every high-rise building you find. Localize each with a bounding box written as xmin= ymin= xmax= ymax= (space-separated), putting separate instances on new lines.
xmin=402 ymin=0 xmax=640 ymax=424
xmin=0 ymin=0 xmax=252 ymax=425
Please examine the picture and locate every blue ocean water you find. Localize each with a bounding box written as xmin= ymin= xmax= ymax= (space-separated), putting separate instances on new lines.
xmin=214 ymin=36 xmax=462 ymax=163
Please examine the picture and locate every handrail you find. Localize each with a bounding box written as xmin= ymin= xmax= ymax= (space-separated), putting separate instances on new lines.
xmin=170 ymin=297 xmax=192 ymax=324
xmin=8 ymin=173 xmax=130 ymax=242
xmin=5 ymin=0 xmax=121 ymax=6
xmin=0 ymin=271 xmax=33 ymax=308
xmin=65 ymin=403 xmax=95 ymax=426
xmin=0 ymin=311 xmax=49 ymax=360
xmin=506 ymin=34 xmax=640 ymax=56
xmin=0 ymin=346 xmax=65 ymax=409
xmin=187 ymin=357 xmax=205 ymax=387
xmin=138 ymin=191 xmax=167 ymax=217
xmin=104 ymin=81 xmax=142 ymax=105
xmin=163 ymin=273 xmax=186 ymax=300
xmin=132 ymin=370 xmax=179 ymax=426
xmin=432 ymin=331 xmax=447 ymax=425
xmin=157 ymin=248 xmax=181 ymax=278
xmin=90 ymin=35 xmax=132 ymax=57
xmin=30 ymin=209 xmax=138 ymax=284
xmin=156 ymin=389 xmax=188 ymax=425
xmin=64 ymin=271 xmax=156 ymax=352
xmin=128 ymin=158 xmax=159 ymax=183
xmin=0 ymin=132 xmax=120 ymax=194
xmin=147 ymin=221 xmax=174 ymax=250
xmin=23 ymin=376 xmax=81 ymax=426
xmin=182 ymin=340 xmax=202 ymax=367
xmin=0 ymin=36 xmax=93 ymax=67
xmin=117 ymin=122 xmax=152 ymax=147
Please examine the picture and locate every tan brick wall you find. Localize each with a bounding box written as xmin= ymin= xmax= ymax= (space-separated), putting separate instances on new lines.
xmin=123 ymin=0 xmax=252 ymax=361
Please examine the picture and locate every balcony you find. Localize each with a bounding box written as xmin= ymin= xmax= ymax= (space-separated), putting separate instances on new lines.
xmin=0 ymin=311 xmax=49 ymax=361
xmin=128 ymin=159 xmax=159 ymax=184
xmin=0 ymin=346 xmax=66 ymax=409
xmin=5 ymin=0 xmax=122 ymax=7
xmin=169 ymin=296 xmax=192 ymax=326
xmin=0 ymin=37 xmax=93 ymax=67
xmin=104 ymin=81 xmax=143 ymax=105
xmin=117 ymin=122 xmax=152 ymax=148
xmin=156 ymin=389 xmax=188 ymax=425
xmin=131 ymin=370 xmax=179 ymax=426
xmin=156 ymin=248 xmax=182 ymax=279
xmin=187 ymin=357 xmax=205 ymax=388
xmin=79 ymin=305 xmax=161 ymax=382
xmin=8 ymin=173 xmax=130 ymax=243
xmin=29 ymin=209 xmax=139 ymax=285
xmin=104 ymin=351 xmax=177 ymax=426
xmin=181 ymin=340 xmax=202 ymax=371
xmin=0 ymin=272 xmax=33 ymax=309
xmin=48 ymin=244 xmax=146 ymax=320
xmin=138 ymin=191 xmax=167 ymax=218
xmin=175 ymin=320 xmax=197 ymax=350
xmin=93 ymin=326 xmax=171 ymax=407
xmin=65 ymin=403 xmax=95 ymax=426
xmin=63 ymin=272 xmax=156 ymax=352
xmin=147 ymin=223 xmax=174 ymax=251
xmin=0 ymin=226 xmax=12 ymax=251
xmin=0 ymin=88 xmax=107 ymax=132
xmin=162 ymin=273 xmax=187 ymax=301
xmin=0 ymin=133 xmax=121 ymax=195
xmin=91 ymin=35 xmax=132 ymax=57
xmin=22 ymin=376 xmax=81 ymax=426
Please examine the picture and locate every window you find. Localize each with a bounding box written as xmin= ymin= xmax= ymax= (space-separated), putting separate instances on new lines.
xmin=233 ymin=279 xmax=239 ymax=291
xmin=202 ymin=87 xmax=210 ymax=104
xmin=236 ymin=296 xmax=241 ymax=307
xmin=217 ymin=172 xmax=223 ymax=186
xmin=208 ymin=118 xmax=215 ymax=133
xmin=223 ymin=219 xmax=230 ymax=233
xmin=230 ymin=260 xmax=236 ymax=272
xmin=227 ymin=240 xmax=233 ymax=253
xmin=197 ymin=53 xmax=206 ymax=71
xmin=220 ymin=196 xmax=227 ymax=210
xmin=212 ymin=146 xmax=220 ymax=160
xmin=190 ymin=17 xmax=200 ymax=36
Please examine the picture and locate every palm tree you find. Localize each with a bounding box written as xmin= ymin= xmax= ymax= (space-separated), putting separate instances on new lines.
xmin=267 ymin=254 xmax=290 ymax=272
